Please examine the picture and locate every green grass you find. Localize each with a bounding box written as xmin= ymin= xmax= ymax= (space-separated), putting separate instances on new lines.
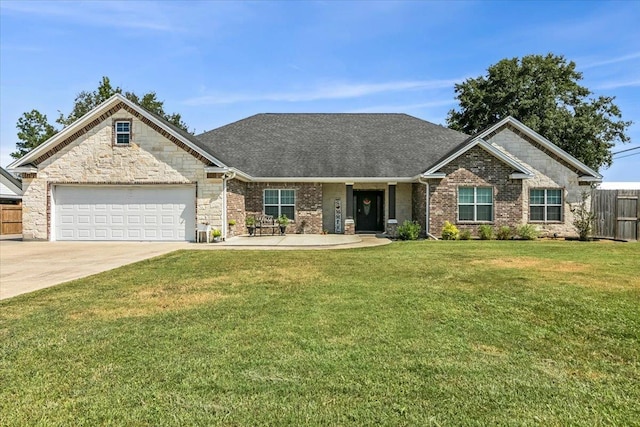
xmin=1 ymin=241 xmax=639 ymax=426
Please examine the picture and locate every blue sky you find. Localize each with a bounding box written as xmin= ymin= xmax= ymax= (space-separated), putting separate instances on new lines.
xmin=1 ymin=0 xmax=638 ymax=181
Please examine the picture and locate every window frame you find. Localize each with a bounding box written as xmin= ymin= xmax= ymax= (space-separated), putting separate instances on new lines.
xmin=457 ymin=186 xmax=494 ymax=223
xmin=113 ymin=119 xmax=132 ymax=145
xmin=529 ymin=188 xmax=563 ymax=223
xmin=263 ymin=188 xmax=296 ymax=220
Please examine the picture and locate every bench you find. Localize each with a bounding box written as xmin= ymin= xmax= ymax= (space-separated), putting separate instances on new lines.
xmin=254 ymin=215 xmax=279 ymax=236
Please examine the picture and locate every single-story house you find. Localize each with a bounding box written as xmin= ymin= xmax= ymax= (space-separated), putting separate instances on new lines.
xmin=8 ymin=93 xmax=601 ymax=241
xmin=0 ymin=167 xmax=22 ymax=205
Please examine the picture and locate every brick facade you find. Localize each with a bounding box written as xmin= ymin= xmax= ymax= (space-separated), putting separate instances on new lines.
xmin=226 ymin=179 xmax=247 ymax=236
xmin=412 ymin=183 xmax=427 ymax=233
xmin=428 ymin=146 xmax=523 ymax=237
xmin=242 ymin=182 xmax=323 ymax=234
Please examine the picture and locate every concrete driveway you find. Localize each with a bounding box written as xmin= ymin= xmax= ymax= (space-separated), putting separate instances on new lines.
xmin=0 ymin=240 xmax=190 ymax=300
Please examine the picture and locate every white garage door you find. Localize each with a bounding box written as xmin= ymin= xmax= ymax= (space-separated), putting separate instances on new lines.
xmin=54 ymin=185 xmax=196 ymax=241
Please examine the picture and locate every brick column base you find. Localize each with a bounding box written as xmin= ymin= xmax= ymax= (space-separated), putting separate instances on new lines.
xmin=386 ymin=220 xmax=398 ymax=238
xmin=344 ymin=219 xmax=355 ymax=235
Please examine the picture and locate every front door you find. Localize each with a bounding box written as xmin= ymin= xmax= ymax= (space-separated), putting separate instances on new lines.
xmin=354 ymin=191 xmax=384 ymax=232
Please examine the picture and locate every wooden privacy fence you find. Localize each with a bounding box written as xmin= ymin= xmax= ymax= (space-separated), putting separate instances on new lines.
xmin=592 ymin=189 xmax=640 ymax=241
xmin=0 ymin=204 xmax=22 ymax=235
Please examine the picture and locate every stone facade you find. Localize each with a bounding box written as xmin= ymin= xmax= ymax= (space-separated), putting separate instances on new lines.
xmin=486 ymin=125 xmax=586 ymax=236
xmin=427 ymin=145 xmax=523 ymax=238
xmin=22 ymin=108 xmax=223 ymax=240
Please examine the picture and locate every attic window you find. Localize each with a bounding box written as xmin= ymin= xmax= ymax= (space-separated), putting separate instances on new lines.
xmin=114 ymin=120 xmax=131 ymax=145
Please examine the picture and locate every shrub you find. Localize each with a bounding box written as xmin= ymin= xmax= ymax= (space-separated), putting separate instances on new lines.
xmin=397 ymin=220 xmax=421 ymax=240
xmin=459 ymin=229 xmax=472 ymax=240
xmin=516 ymin=224 xmax=539 ymax=240
xmin=570 ymin=191 xmax=596 ymax=241
xmin=496 ymin=226 xmax=512 ymax=240
xmin=277 ymin=215 xmax=290 ymax=227
xmin=441 ymin=221 xmax=459 ymax=240
xmin=478 ymin=225 xmax=494 ymax=240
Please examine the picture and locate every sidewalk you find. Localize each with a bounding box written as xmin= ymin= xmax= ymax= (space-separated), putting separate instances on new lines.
xmin=189 ymin=234 xmax=391 ymax=250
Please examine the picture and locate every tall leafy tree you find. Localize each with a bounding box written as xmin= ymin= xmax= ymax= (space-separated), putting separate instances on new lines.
xmin=57 ymin=77 xmax=190 ymax=131
xmin=11 ymin=110 xmax=58 ymax=159
xmin=446 ymin=54 xmax=632 ymax=171
xmin=12 ymin=77 xmax=191 ymax=159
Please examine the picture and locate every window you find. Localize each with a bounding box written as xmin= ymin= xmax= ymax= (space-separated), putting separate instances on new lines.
xmin=264 ymin=189 xmax=295 ymax=220
xmin=458 ymin=187 xmax=493 ymax=222
xmin=530 ymin=189 xmax=562 ymax=222
xmin=114 ymin=120 xmax=131 ymax=144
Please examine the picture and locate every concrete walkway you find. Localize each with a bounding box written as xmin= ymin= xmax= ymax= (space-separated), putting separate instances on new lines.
xmin=0 ymin=235 xmax=390 ymax=300
xmin=198 ymin=233 xmax=390 ymax=250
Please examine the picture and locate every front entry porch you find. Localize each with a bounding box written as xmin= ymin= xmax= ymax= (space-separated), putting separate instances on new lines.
xmin=353 ymin=190 xmax=384 ymax=233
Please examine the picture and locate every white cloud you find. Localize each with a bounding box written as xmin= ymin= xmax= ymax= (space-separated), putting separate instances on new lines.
xmin=183 ymin=79 xmax=463 ymax=106
xmin=581 ymin=52 xmax=640 ymax=69
xmin=595 ymin=79 xmax=640 ymax=90
xmin=0 ymin=0 xmax=181 ymax=32
xmin=346 ymin=100 xmax=456 ymax=113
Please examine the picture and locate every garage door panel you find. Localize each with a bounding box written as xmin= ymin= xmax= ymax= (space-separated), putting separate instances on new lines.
xmin=54 ymin=185 xmax=196 ymax=241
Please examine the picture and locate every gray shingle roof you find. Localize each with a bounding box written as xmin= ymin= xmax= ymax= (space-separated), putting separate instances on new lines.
xmin=195 ymin=113 xmax=470 ymax=178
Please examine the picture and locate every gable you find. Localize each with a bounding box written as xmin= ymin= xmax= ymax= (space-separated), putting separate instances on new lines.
xmin=477 ymin=117 xmax=601 ymax=181
xmin=485 ymin=125 xmax=587 ymax=183
xmin=423 ymin=137 xmax=533 ymax=179
xmin=8 ymin=94 xmax=223 ymax=172
xmin=36 ymin=108 xmax=211 ymax=184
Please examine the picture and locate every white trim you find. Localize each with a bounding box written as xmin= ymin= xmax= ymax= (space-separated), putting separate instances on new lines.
xmin=578 ymin=176 xmax=602 ymax=183
xmin=477 ymin=116 xmax=602 ymax=179
xmin=263 ymin=188 xmax=296 ymax=219
xmin=1 ymin=179 xmax=22 ymax=197
xmin=8 ymin=166 xmax=38 ymax=174
xmin=423 ymin=138 xmax=533 ymax=178
xmin=8 ymin=93 xmax=226 ymax=169
xmin=458 ymin=186 xmax=494 ymax=222
xmin=421 ymin=173 xmax=446 ymax=179
xmin=250 ymin=176 xmax=416 ymax=183
xmin=509 ymin=173 xmax=534 ymax=180
xmin=114 ymin=120 xmax=131 ymax=145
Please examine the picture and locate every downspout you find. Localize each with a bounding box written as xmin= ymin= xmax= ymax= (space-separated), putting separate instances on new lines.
xmin=221 ymin=170 xmax=236 ymax=241
xmin=418 ymin=176 xmax=438 ymax=240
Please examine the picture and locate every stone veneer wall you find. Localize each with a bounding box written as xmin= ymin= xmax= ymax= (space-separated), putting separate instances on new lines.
xmin=244 ymin=182 xmax=323 ymax=234
xmin=22 ymin=108 xmax=223 ymax=240
xmin=485 ymin=125 xmax=586 ymax=236
xmin=428 ymin=146 xmax=523 ymax=237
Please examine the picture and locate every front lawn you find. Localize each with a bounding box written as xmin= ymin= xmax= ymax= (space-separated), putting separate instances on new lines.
xmin=1 ymin=241 xmax=639 ymax=425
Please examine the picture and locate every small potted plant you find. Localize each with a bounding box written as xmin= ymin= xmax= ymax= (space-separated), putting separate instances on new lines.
xmin=245 ymin=216 xmax=256 ymax=236
xmin=211 ymin=228 xmax=222 ymax=243
xmin=277 ymin=214 xmax=290 ymax=235
xmin=228 ymin=219 xmax=237 ymax=237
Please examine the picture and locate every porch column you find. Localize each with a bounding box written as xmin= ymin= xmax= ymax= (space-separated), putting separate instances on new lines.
xmin=345 ymin=183 xmax=355 ymax=235
xmin=387 ymin=183 xmax=398 ymax=237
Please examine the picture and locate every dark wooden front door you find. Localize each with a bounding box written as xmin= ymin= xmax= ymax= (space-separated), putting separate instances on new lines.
xmin=354 ymin=191 xmax=384 ymax=232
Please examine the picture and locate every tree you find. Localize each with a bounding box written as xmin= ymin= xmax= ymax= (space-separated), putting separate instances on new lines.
xmin=11 ymin=110 xmax=58 ymax=159
xmin=446 ymin=54 xmax=632 ymax=171
xmin=57 ymin=77 xmax=190 ymax=132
